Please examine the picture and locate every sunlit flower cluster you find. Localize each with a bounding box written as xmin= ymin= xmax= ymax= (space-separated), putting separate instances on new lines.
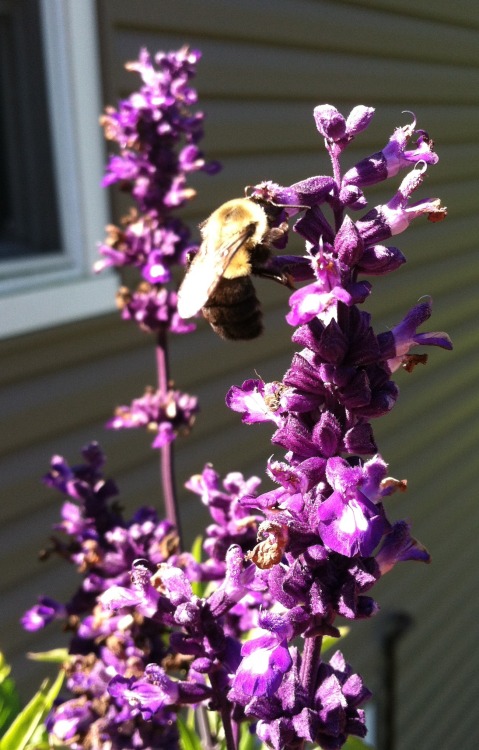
xmin=96 ymin=47 xmax=220 ymax=333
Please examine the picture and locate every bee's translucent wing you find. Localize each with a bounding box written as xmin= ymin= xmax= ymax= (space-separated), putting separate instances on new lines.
xmin=177 ymin=226 xmax=254 ymax=319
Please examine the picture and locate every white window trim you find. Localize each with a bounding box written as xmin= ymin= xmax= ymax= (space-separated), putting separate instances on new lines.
xmin=0 ymin=0 xmax=117 ymax=339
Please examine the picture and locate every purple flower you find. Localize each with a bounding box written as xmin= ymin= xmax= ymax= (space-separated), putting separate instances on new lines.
xmin=107 ymin=386 xmax=198 ymax=448
xmin=229 ymin=631 xmax=293 ymax=702
xmin=21 ymin=597 xmax=65 ymax=631
xmin=252 ymin=649 xmax=371 ymax=750
xmin=46 ymin=700 xmax=98 ymax=745
xmin=225 ymin=378 xmax=286 ymax=425
xmin=313 ymin=104 xmax=375 ymax=152
xmin=343 ymin=113 xmax=439 ymax=188
xmin=116 ymin=284 xmax=196 ymax=334
xmin=185 ymin=465 xmax=262 ymax=577
xmin=376 ymin=520 xmax=430 ymax=574
xmin=287 ymin=279 xmax=354 ymax=327
xmin=317 ymin=458 xmax=389 ymax=557
xmin=285 ymin=237 xmax=372 ymax=328
xmin=378 ymin=298 xmax=453 ymax=372
xmin=356 ymin=165 xmax=447 ymax=244
xmin=108 ymin=670 xmax=180 ymax=718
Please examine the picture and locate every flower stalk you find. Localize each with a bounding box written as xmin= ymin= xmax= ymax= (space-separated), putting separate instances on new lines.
xmin=300 ymin=634 xmax=323 ymax=703
xmin=156 ymin=327 xmax=182 ymax=540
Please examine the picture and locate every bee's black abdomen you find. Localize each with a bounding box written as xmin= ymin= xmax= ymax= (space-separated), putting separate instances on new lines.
xmin=202 ymin=277 xmax=263 ymax=340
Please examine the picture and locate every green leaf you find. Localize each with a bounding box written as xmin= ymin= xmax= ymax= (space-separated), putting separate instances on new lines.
xmin=27 ymin=648 xmax=71 ymax=664
xmin=0 ymin=653 xmax=21 ymax=737
xmin=190 ymin=536 xmax=209 ymax=598
xmin=0 ymin=654 xmax=12 ymax=683
xmin=185 ymin=706 xmax=196 ymax=731
xmin=23 ymin=723 xmax=48 ymax=750
xmin=343 ymin=735 xmax=374 ymax=749
xmin=177 ymin=714 xmax=204 ymax=750
xmin=238 ymin=722 xmax=262 ymax=750
xmin=191 ymin=535 xmax=203 ymax=564
xmin=321 ymin=626 xmax=350 ymax=654
xmin=0 ymin=668 xmax=64 ymax=750
xmin=191 ymin=579 xmax=208 ymax=598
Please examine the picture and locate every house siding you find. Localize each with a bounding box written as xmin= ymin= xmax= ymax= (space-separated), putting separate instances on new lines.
xmin=1 ymin=2 xmax=478 ymax=747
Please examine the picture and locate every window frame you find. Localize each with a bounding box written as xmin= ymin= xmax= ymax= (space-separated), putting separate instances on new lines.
xmin=0 ymin=0 xmax=117 ymax=339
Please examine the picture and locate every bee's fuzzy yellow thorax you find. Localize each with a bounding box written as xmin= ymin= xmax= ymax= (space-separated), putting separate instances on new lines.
xmin=223 ymin=247 xmax=252 ymax=279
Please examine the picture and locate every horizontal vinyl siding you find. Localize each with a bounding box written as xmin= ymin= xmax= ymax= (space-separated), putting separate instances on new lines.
xmin=1 ymin=2 xmax=476 ymax=746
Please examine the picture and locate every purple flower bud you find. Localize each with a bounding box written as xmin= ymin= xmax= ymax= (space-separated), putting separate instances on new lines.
xmin=345 ymin=106 xmax=375 ymax=137
xmin=343 ymin=421 xmax=377 ymax=455
xmin=250 ymin=176 xmax=335 ymax=212
xmin=21 ymin=597 xmax=65 ymax=631
xmin=311 ymin=412 xmax=342 ymax=458
xmin=314 ymin=105 xmax=347 ymax=141
xmin=334 ymin=216 xmax=364 ymax=267
xmin=338 ymin=183 xmax=368 ymax=209
xmin=356 ymin=244 xmax=406 ymax=276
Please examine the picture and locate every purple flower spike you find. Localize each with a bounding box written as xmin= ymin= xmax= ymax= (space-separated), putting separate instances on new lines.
xmin=98 ymin=46 xmax=220 ymax=338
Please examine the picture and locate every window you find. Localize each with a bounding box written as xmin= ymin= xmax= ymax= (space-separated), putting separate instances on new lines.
xmin=0 ymin=0 xmax=117 ymax=338
xmin=0 ymin=0 xmax=61 ymax=263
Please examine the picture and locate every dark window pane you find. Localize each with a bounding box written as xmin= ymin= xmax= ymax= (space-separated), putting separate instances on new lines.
xmin=0 ymin=0 xmax=60 ymax=259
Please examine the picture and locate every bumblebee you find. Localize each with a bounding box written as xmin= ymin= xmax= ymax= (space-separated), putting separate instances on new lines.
xmin=177 ymin=198 xmax=290 ymax=340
